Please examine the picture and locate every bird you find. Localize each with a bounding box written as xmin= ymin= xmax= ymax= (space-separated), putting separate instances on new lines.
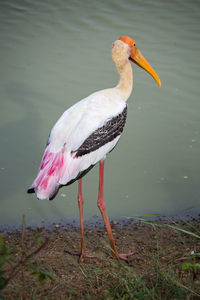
xmin=28 ymin=35 xmax=161 ymax=261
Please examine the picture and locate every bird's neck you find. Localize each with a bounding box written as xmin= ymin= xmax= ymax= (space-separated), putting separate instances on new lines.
xmin=115 ymin=60 xmax=133 ymax=101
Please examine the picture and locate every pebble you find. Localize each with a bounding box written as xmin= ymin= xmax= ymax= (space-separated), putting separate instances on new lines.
xmin=37 ymin=226 xmax=42 ymax=232
xmin=60 ymin=193 xmax=66 ymax=197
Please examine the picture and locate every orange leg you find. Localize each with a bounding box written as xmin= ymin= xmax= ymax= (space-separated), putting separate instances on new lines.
xmin=97 ymin=160 xmax=134 ymax=261
xmin=97 ymin=160 xmax=118 ymax=257
xmin=77 ymin=178 xmax=85 ymax=260
xmin=64 ymin=178 xmax=95 ymax=261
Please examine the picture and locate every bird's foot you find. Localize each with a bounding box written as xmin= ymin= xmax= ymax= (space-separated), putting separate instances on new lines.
xmin=64 ymin=248 xmax=97 ymax=262
xmin=118 ymin=252 xmax=135 ymax=262
xmin=109 ymin=251 xmax=135 ymax=263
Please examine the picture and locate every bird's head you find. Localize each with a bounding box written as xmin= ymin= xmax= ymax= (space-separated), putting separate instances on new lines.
xmin=117 ymin=35 xmax=161 ymax=87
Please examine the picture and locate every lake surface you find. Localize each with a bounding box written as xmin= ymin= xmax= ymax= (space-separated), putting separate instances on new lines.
xmin=0 ymin=0 xmax=200 ymax=228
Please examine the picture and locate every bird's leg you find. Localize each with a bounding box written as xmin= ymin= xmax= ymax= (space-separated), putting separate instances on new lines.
xmin=65 ymin=179 xmax=96 ymax=261
xmin=77 ymin=178 xmax=85 ymax=260
xmin=97 ymin=160 xmax=118 ymax=258
xmin=97 ymin=160 xmax=134 ymax=261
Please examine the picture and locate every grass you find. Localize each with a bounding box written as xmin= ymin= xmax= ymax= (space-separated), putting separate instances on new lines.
xmin=0 ymin=216 xmax=200 ymax=299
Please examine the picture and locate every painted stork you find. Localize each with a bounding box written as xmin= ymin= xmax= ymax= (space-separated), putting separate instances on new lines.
xmin=28 ymin=36 xmax=161 ymax=261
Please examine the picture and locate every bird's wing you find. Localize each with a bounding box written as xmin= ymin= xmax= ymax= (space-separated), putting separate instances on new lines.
xmin=73 ymin=105 xmax=127 ymax=157
xmin=28 ymin=89 xmax=127 ymax=200
xmin=49 ymin=88 xmax=126 ymax=153
xmin=58 ymin=103 xmax=127 ymax=188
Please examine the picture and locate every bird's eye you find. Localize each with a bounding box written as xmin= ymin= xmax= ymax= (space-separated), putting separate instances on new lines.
xmin=133 ymin=43 xmax=136 ymax=47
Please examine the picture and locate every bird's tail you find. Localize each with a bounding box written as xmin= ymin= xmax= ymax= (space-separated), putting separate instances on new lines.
xmin=27 ymin=145 xmax=67 ymax=200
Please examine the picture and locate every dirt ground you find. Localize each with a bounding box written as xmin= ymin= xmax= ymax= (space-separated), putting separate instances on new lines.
xmin=1 ymin=218 xmax=200 ymax=299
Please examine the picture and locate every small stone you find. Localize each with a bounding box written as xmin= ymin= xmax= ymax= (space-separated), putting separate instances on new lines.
xmin=112 ymin=220 xmax=117 ymax=225
xmin=55 ymin=224 xmax=60 ymax=229
xmin=37 ymin=226 xmax=42 ymax=232
xmin=60 ymin=193 xmax=66 ymax=197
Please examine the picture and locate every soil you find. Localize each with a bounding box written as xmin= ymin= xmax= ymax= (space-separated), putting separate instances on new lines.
xmin=1 ymin=218 xmax=200 ymax=299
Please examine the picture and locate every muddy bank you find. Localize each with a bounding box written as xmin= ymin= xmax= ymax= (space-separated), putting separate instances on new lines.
xmin=1 ymin=218 xmax=200 ymax=299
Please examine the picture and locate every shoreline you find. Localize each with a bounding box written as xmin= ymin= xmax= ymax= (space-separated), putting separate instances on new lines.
xmin=0 ymin=213 xmax=199 ymax=233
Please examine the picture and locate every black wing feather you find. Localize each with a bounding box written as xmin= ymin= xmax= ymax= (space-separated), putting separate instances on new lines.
xmin=73 ymin=105 xmax=127 ymax=157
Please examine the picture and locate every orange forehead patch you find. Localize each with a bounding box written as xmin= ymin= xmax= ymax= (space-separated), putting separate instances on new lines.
xmin=119 ymin=36 xmax=135 ymax=47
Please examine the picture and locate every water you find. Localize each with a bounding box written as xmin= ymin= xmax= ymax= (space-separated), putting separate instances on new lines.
xmin=0 ymin=0 xmax=200 ymax=228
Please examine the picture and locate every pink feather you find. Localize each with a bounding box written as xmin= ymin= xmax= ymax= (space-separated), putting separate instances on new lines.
xmin=29 ymin=145 xmax=66 ymax=199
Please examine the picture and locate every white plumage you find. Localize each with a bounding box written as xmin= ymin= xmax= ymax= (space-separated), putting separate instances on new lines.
xmin=50 ymin=88 xmax=126 ymax=153
xmin=28 ymin=87 xmax=126 ymax=200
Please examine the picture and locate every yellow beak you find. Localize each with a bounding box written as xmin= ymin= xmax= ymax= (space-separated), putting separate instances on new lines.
xmin=130 ymin=47 xmax=161 ymax=87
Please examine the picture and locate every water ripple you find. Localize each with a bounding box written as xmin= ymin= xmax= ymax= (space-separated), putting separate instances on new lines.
xmin=0 ymin=0 xmax=200 ymax=225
